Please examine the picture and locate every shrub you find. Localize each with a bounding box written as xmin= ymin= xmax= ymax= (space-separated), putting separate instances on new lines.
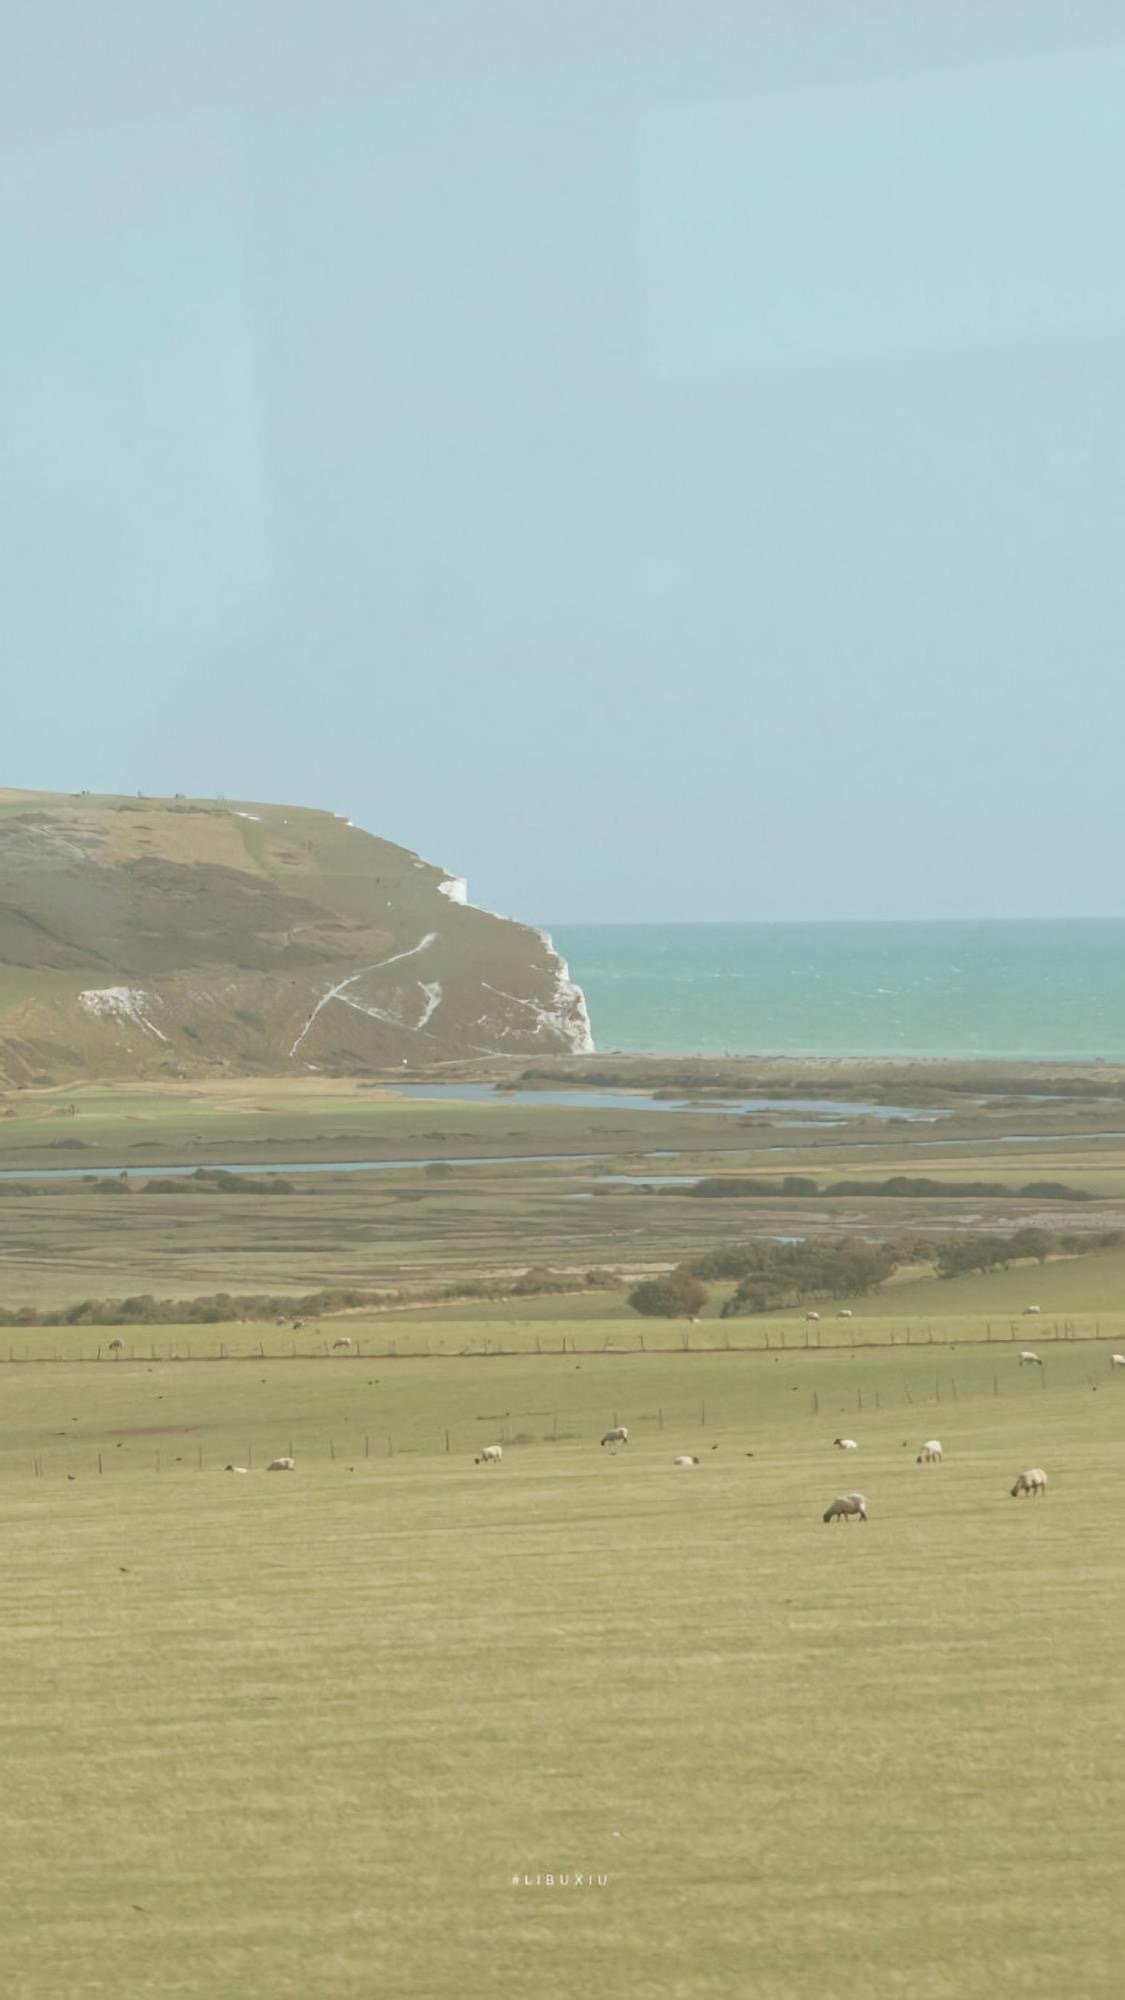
xmin=628 ymin=1273 xmax=708 ymax=1318
xmin=511 ymin=1265 xmax=571 ymax=1296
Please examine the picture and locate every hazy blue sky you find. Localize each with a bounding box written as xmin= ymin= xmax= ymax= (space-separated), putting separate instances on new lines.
xmin=3 ymin=3 xmax=1124 ymax=922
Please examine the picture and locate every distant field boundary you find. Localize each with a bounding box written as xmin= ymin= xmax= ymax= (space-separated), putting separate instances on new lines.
xmin=3 ymin=1320 xmax=1124 ymax=1364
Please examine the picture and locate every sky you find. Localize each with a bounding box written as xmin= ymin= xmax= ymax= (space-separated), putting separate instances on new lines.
xmin=3 ymin=1 xmax=1125 ymax=924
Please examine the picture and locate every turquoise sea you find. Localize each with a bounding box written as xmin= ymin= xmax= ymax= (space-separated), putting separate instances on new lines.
xmin=551 ymin=922 xmax=1125 ymax=1063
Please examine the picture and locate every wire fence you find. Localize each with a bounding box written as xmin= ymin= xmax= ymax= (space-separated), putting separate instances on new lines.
xmin=1 ymin=1316 xmax=1122 ymax=1364
xmin=18 ymin=1348 xmax=1119 ymax=1480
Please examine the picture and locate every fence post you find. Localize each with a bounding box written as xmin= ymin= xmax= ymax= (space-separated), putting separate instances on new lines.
xmin=811 ymin=1390 xmax=819 ymax=1416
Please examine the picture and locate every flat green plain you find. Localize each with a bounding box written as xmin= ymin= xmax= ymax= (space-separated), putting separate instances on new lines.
xmin=2 ymin=1331 xmax=1124 ymax=1999
xmin=4 ymin=1072 xmax=1125 ymax=1996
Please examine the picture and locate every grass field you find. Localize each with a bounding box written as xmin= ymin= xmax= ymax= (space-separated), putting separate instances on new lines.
xmin=3 ymin=1327 xmax=1123 ymax=1998
xmin=5 ymin=1070 xmax=1125 ymax=1995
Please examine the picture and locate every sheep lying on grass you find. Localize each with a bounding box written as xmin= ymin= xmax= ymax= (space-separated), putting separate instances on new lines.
xmin=266 ymin=1457 xmax=295 ymax=1472
xmin=672 ymin=1455 xmax=699 ymax=1467
xmin=833 ymin=1437 xmax=858 ymax=1450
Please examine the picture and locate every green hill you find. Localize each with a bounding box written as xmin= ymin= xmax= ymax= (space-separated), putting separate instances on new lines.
xmin=0 ymin=790 xmax=592 ymax=1083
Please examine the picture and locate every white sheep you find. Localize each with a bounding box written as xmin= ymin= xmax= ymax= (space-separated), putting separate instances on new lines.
xmin=332 ymin=1337 xmax=352 ymax=1350
xmin=836 ymin=1309 xmax=853 ymax=1319
xmin=266 ymin=1456 xmax=296 ymax=1471
xmin=1010 ymin=1468 xmax=1047 ymax=1498
xmin=475 ymin=1444 xmax=503 ymax=1465
xmin=833 ymin=1437 xmax=858 ymax=1450
xmin=224 ymin=1464 xmax=250 ymax=1474
xmin=823 ymin=1492 xmax=867 ymax=1523
xmin=672 ymin=1455 xmax=699 ymax=1467
xmin=600 ymin=1426 xmax=629 ymax=1447
xmin=805 ymin=1311 xmax=820 ymax=1323
xmin=1019 ymin=1351 xmax=1042 ymax=1366
xmin=916 ymin=1440 xmax=943 ymax=1463
xmin=107 ymin=1338 xmax=124 ymax=1353
xmin=1023 ymin=1305 xmax=1041 ymax=1316
xmin=1111 ymin=1354 xmax=1125 ymax=1368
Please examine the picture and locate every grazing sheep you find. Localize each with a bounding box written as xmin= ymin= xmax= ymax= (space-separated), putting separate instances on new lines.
xmin=1010 ymin=1468 xmax=1047 ymax=1498
xmin=224 ymin=1464 xmax=250 ymax=1474
xmin=836 ymin=1309 xmax=853 ymax=1319
xmin=823 ymin=1492 xmax=867 ymax=1523
xmin=805 ymin=1312 xmax=820 ymax=1323
xmin=1111 ymin=1354 xmax=1125 ymax=1368
xmin=916 ymin=1440 xmax=943 ymax=1463
xmin=600 ymin=1426 xmax=629 ymax=1447
xmin=475 ymin=1445 xmax=503 ymax=1465
xmin=1019 ymin=1351 xmax=1042 ymax=1366
xmin=266 ymin=1456 xmax=296 ymax=1472
xmin=291 ymin=1318 xmax=304 ymax=1331
xmin=672 ymin=1455 xmax=699 ymax=1467
xmin=1023 ymin=1305 xmax=1041 ymax=1316
xmin=332 ymin=1337 xmax=352 ymax=1350
xmin=107 ymin=1338 xmax=124 ymax=1353
xmin=833 ymin=1437 xmax=858 ymax=1450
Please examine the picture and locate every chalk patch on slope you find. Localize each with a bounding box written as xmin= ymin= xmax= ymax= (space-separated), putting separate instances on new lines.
xmin=481 ymin=938 xmax=594 ymax=1054
xmin=288 ymin=933 xmax=438 ymax=1056
xmin=79 ymin=987 xmax=169 ymax=1042
xmin=417 ymin=981 xmax=443 ymax=1028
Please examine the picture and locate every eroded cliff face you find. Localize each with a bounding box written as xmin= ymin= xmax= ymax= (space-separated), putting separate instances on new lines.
xmin=0 ymin=790 xmax=593 ymax=1082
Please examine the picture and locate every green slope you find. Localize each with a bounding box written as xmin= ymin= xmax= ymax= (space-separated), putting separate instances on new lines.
xmin=0 ymin=790 xmax=592 ymax=1083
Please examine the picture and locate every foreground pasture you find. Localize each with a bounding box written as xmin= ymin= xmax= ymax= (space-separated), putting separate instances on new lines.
xmin=1 ymin=1341 xmax=1123 ymax=1998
